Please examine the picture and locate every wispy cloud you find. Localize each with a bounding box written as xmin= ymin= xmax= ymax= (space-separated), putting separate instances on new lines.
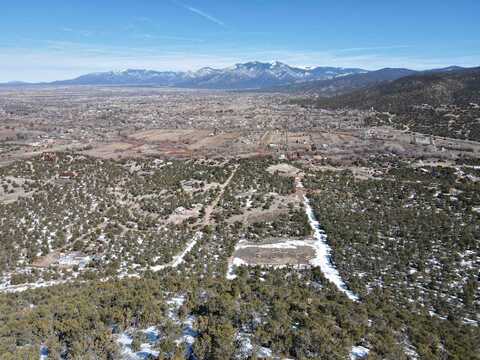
xmin=174 ymin=1 xmax=226 ymax=28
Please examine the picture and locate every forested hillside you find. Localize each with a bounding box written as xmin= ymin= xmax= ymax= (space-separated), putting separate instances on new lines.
xmin=294 ymin=68 xmax=480 ymax=141
xmin=268 ymin=68 xmax=416 ymax=96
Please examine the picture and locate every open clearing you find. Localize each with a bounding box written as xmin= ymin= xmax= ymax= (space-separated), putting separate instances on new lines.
xmin=229 ymin=239 xmax=317 ymax=267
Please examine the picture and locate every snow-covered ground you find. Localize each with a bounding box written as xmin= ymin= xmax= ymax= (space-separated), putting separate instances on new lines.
xmin=226 ymin=256 xmax=247 ymax=280
xmin=402 ymin=340 xmax=419 ymax=360
xmin=166 ymin=295 xmax=199 ymax=358
xmin=115 ymin=294 xmax=198 ymax=360
xmin=116 ymin=329 xmax=159 ymax=360
xmin=236 ymin=332 xmax=273 ymax=359
xmin=177 ymin=315 xmax=198 ymax=358
xmin=350 ymin=345 xmax=370 ymax=359
xmin=463 ymin=318 xmax=479 ymax=326
xmin=233 ymin=239 xmax=313 ymax=250
xmin=303 ymin=194 xmax=359 ymax=301
xmin=1 ymin=278 xmax=77 ymax=294
xmin=39 ymin=345 xmax=48 ymax=360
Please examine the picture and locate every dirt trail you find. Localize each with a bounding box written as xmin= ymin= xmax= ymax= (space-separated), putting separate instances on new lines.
xmin=150 ymin=164 xmax=238 ymax=271
xmin=202 ymin=165 xmax=238 ymax=226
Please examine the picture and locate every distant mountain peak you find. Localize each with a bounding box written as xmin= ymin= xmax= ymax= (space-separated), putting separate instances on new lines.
xmin=270 ymin=61 xmax=288 ymax=67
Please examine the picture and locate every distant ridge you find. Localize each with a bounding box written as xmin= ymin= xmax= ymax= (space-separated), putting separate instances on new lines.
xmin=265 ymin=68 xmax=418 ymax=96
xmin=295 ymin=67 xmax=480 ymax=111
xmin=293 ymin=67 xmax=480 ymax=141
xmin=264 ymin=66 xmax=479 ymax=96
xmin=0 ymin=80 xmax=31 ymax=86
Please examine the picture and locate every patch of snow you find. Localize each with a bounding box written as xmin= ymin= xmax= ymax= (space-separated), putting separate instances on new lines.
xmin=257 ymin=346 xmax=273 ymax=358
xmin=39 ymin=344 xmax=48 ymax=360
xmin=116 ymin=330 xmax=160 ymax=360
xmin=117 ymin=332 xmax=133 ymax=347
xmin=167 ymin=295 xmax=186 ymax=307
xmin=1 ymin=279 xmax=74 ymax=293
xmin=236 ymin=332 xmax=253 ymax=356
xmin=166 ymin=294 xmax=198 ymax=358
xmin=235 ymin=240 xmax=309 ymax=250
xmin=226 ymin=256 xmax=247 ymax=280
xmin=179 ymin=315 xmax=199 ymax=358
xmin=142 ymin=326 xmax=160 ymax=343
xmin=428 ymin=310 xmax=447 ymax=321
xmin=403 ymin=342 xmax=419 ymax=360
xmin=350 ymin=345 xmax=370 ymax=359
xmin=236 ymin=332 xmax=274 ymax=359
xmin=463 ymin=318 xmax=479 ymax=326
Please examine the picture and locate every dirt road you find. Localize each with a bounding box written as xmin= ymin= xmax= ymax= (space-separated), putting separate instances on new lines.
xmin=202 ymin=165 xmax=239 ymax=226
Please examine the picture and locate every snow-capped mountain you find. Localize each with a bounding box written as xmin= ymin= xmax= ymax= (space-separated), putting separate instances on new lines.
xmin=51 ymin=62 xmax=367 ymax=89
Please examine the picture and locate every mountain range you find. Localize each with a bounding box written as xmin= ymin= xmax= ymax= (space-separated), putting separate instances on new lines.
xmin=47 ymin=61 xmax=366 ymax=89
xmin=1 ymin=62 xmax=475 ymax=92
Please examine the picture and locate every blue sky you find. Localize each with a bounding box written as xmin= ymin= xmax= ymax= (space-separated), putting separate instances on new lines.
xmin=1 ymin=0 xmax=479 ymax=81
